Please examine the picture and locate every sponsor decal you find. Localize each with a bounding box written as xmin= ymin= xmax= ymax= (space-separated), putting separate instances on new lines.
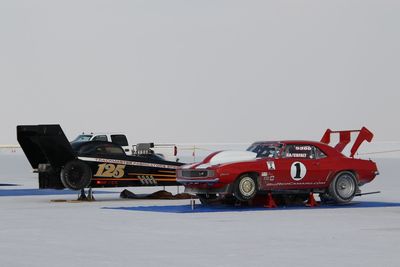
xmin=263 ymin=175 xmax=275 ymax=182
xmin=261 ymin=172 xmax=275 ymax=182
xmin=78 ymin=157 xmax=179 ymax=169
xmin=294 ymin=146 xmax=312 ymax=151
xmin=266 ymin=181 xmax=325 ymax=186
xmin=285 ymin=145 xmax=313 ymax=158
xmin=290 ymin=161 xmax=307 ymax=181
xmin=286 ymin=153 xmax=307 ymax=158
xmin=138 ymin=175 xmax=158 ymax=185
xmin=266 ymin=161 xmax=276 ymax=170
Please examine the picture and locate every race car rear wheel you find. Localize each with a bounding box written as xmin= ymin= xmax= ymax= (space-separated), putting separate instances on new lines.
xmin=328 ymin=171 xmax=357 ymax=204
xmin=233 ymin=174 xmax=258 ymax=202
xmin=60 ymin=160 xmax=92 ymax=190
xmin=319 ymin=193 xmax=334 ymax=204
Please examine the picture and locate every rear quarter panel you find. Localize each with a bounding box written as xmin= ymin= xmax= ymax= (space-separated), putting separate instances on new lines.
xmin=333 ymin=158 xmax=378 ymax=185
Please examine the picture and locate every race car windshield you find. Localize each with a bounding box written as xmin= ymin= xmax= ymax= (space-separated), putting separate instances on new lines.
xmin=247 ymin=143 xmax=282 ymax=158
xmin=72 ymin=135 xmax=92 ymax=142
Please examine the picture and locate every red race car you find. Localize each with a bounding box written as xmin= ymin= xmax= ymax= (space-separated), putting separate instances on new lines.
xmin=177 ymin=127 xmax=379 ymax=205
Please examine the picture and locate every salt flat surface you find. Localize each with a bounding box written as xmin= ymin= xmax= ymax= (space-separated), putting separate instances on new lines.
xmin=0 ymin=156 xmax=399 ymax=267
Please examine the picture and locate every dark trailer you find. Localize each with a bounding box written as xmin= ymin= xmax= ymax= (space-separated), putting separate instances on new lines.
xmin=17 ymin=125 xmax=184 ymax=190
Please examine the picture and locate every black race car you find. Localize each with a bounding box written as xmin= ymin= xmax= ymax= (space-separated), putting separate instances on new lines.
xmin=17 ymin=125 xmax=184 ymax=190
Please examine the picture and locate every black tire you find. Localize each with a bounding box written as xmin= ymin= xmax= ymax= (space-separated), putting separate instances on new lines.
xmin=197 ymin=194 xmax=218 ymax=205
xmin=319 ymin=193 xmax=334 ymax=204
xmin=328 ymin=171 xmax=357 ymax=204
xmin=60 ymin=160 xmax=92 ymax=190
xmin=38 ymin=170 xmax=65 ymax=189
xmin=233 ymin=174 xmax=258 ymax=202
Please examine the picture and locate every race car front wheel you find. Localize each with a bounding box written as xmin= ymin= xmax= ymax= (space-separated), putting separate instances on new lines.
xmin=328 ymin=171 xmax=357 ymax=204
xmin=60 ymin=160 xmax=92 ymax=190
xmin=233 ymin=174 xmax=258 ymax=202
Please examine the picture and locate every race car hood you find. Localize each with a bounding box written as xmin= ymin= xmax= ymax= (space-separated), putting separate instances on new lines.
xmin=188 ymin=150 xmax=257 ymax=169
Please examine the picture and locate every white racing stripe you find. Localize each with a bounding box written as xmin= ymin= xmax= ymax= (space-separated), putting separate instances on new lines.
xmin=208 ymin=151 xmax=257 ymax=165
xmin=195 ymin=151 xmax=257 ymax=169
xmin=78 ymin=157 xmax=179 ymax=169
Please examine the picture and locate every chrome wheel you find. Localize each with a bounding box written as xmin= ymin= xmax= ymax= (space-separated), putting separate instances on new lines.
xmin=328 ymin=171 xmax=357 ymax=204
xmin=336 ymin=174 xmax=356 ymax=199
xmin=234 ymin=174 xmax=258 ymax=201
xmin=239 ymin=176 xmax=256 ymax=197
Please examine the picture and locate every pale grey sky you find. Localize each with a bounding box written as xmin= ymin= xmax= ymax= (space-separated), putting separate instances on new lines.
xmin=1 ymin=0 xmax=399 ymax=144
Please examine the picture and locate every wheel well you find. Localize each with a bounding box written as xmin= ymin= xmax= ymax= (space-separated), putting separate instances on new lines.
xmin=237 ymin=172 xmax=259 ymax=181
xmin=337 ymin=170 xmax=358 ymax=178
xmin=330 ymin=170 xmax=359 ymax=184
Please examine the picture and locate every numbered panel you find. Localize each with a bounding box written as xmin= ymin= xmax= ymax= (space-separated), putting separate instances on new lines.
xmin=95 ymin=163 xmax=126 ymax=178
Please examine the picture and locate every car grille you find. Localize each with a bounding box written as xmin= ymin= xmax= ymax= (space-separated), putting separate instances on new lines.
xmin=180 ymin=170 xmax=210 ymax=178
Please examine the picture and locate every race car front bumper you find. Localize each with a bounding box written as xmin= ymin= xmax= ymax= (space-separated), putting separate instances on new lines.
xmin=183 ymin=183 xmax=233 ymax=195
xmin=177 ymin=178 xmax=220 ymax=184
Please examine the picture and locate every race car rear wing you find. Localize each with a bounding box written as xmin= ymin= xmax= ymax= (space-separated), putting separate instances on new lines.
xmin=17 ymin=125 xmax=76 ymax=169
xmin=320 ymin=127 xmax=374 ymax=157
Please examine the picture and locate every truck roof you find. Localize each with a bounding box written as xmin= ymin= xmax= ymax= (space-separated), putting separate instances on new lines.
xmin=80 ymin=132 xmax=126 ymax=136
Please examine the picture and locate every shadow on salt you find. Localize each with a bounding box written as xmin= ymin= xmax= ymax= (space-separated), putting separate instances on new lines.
xmin=103 ymin=201 xmax=400 ymax=213
xmin=0 ymin=188 xmax=112 ymax=197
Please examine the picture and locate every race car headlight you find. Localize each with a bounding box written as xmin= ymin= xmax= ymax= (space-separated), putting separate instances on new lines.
xmin=206 ymin=170 xmax=216 ymax=178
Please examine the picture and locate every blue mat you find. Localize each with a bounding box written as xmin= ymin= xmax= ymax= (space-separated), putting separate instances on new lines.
xmin=103 ymin=201 xmax=400 ymax=213
xmin=0 ymin=188 xmax=113 ymax=197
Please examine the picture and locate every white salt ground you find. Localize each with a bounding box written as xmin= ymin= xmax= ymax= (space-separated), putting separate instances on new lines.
xmin=0 ymin=155 xmax=399 ymax=267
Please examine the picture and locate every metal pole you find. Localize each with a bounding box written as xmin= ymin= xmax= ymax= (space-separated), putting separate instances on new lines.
xmin=191 ymin=198 xmax=195 ymax=210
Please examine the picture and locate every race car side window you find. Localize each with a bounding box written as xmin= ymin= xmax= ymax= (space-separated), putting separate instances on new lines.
xmin=92 ymin=135 xmax=108 ymax=142
xmin=247 ymin=143 xmax=283 ymax=158
xmin=282 ymin=145 xmax=315 ymax=159
xmin=314 ymin=147 xmax=327 ymax=159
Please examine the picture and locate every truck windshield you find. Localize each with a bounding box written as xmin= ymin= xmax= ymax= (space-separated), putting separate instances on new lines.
xmin=72 ymin=135 xmax=93 ymax=142
xmin=247 ymin=143 xmax=282 ymax=158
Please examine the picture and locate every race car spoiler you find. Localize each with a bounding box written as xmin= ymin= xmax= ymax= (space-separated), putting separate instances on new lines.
xmin=17 ymin=125 xmax=76 ymax=169
xmin=320 ymin=127 xmax=373 ymax=157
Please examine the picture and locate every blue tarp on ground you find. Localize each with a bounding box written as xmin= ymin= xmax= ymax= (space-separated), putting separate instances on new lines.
xmin=103 ymin=201 xmax=400 ymax=213
xmin=0 ymin=188 xmax=113 ymax=197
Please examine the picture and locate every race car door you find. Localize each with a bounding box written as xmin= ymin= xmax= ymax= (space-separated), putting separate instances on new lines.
xmin=268 ymin=144 xmax=330 ymax=190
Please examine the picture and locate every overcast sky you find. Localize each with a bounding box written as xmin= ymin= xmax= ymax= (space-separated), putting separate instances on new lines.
xmin=1 ymin=1 xmax=399 ymax=144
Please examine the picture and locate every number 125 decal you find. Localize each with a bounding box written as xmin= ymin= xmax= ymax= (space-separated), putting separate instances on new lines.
xmin=95 ymin=163 xmax=126 ymax=178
